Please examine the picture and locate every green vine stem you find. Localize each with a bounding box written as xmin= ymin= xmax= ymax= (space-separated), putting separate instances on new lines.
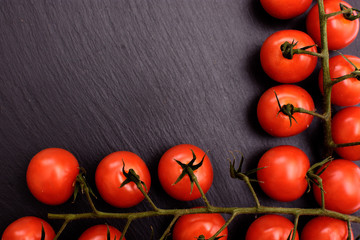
xmin=187 ymin=167 xmax=213 ymax=210
xmin=47 ymin=0 xmax=360 ymax=239
xmin=49 ymin=165 xmax=360 ymax=239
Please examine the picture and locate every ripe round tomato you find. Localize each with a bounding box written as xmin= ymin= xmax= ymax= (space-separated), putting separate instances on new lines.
xmin=257 ymin=85 xmax=315 ymax=137
xmin=332 ymin=106 xmax=360 ymax=160
xmin=313 ymin=159 xmax=360 ymax=214
xmin=260 ymin=30 xmax=317 ymax=83
xmin=158 ymin=144 xmax=213 ymax=201
xmin=26 ymin=148 xmax=79 ymax=205
xmin=172 ymin=212 xmax=228 ymax=240
xmin=246 ymin=215 xmax=299 ymax=240
xmin=95 ymin=151 xmax=151 ymax=208
xmin=78 ymin=225 xmax=124 ymax=240
xmin=301 ymin=216 xmax=353 ymax=240
xmin=306 ymin=0 xmax=359 ymax=50
xmin=2 ymin=216 xmax=55 ymax=240
xmin=257 ymin=145 xmax=310 ymax=202
xmin=260 ymin=0 xmax=312 ymax=19
xmin=319 ymin=55 xmax=360 ymax=106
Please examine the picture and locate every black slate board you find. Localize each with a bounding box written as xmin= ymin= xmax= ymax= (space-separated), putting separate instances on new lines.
xmin=1 ymin=0 xmax=359 ymax=239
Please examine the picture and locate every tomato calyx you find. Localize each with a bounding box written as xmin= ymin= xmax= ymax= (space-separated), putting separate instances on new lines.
xmin=305 ymin=157 xmax=333 ymax=209
xmin=120 ymin=160 xmax=148 ymax=192
xmin=281 ymin=40 xmax=297 ymax=59
xmin=281 ymin=40 xmax=317 ymax=60
xmin=229 ymin=152 xmax=265 ymax=183
xmin=339 ymin=3 xmax=360 ymax=21
xmin=173 ymin=149 xmax=206 ymax=194
xmin=274 ymin=91 xmax=298 ymax=126
xmin=41 ymin=224 xmax=45 ymax=240
xmin=105 ymin=224 xmax=118 ymax=240
xmin=73 ymin=167 xmax=97 ymax=203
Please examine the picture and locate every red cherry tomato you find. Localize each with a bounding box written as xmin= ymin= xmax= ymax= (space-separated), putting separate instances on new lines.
xmin=158 ymin=144 xmax=213 ymax=201
xmin=319 ymin=55 xmax=360 ymax=106
xmin=257 ymin=145 xmax=310 ymax=202
xmin=245 ymin=215 xmax=299 ymax=240
xmin=95 ymin=151 xmax=151 ymax=208
xmin=301 ymin=216 xmax=353 ymax=240
xmin=332 ymin=106 xmax=360 ymax=160
xmin=257 ymin=85 xmax=315 ymax=137
xmin=313 ymin=159 xmax=360 ymax=214
xmin=78 ymin=225 xmax=124 ymax=240
xmin=26 ymin=148 xmax=79 ymax=205
xmin=172 ymin=212 xmax=228 ymax=240
xmin=2 ymin=216 xmax=55 ymax=240
xmin=260 ymin=0 xmax=312 ymax=19
xmin=260 ymin=30 xmax=318 ymax=83
xmin=306 ymin=0 xmax=359 ymax=50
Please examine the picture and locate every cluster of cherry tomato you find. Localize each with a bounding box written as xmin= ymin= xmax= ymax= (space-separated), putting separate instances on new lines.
xmin=2 ymin=145 xmax=224 ymax=240
xmin=2 ymin=0 xmax=360 ymax=239
xmin=254 ymin=0 xmax=360 ymax=239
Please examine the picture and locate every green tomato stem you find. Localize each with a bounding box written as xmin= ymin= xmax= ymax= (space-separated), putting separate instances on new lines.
xmin=208 ymin=212 xmax=237 ymax=240
xmin=159 ymin=215 xmax=179 ymax=240
xmin=292 ymin=49 xmax=323 ymax=58
xmin=135 ymin=181 xmax=160 ymax=212
xmin=291 ymin=214 xmax=300 ymax=240
xmin=294 ymin=107 xmax=326 ymax=120
xmin=188 ymin=167 xmax=213 ymax=210
xmin=120 ymin=218 xmax=132 ymax=240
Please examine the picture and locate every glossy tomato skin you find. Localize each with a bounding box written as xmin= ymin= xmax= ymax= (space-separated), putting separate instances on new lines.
xmin=332 ymin=107 xmax=360 ymax=160
xmin=26 ymin=148 xmax=79 ymax=205
xmin=260 ymin=30 xmax=317 ymax=83
xmin=2 ymin=216 xmax=55 ymax=240
xmin=172 ymin=212 xmax=228 ymax=240
xmin=95 ymin=151 xmax=151 ymax=208
xmin=260 ymin=0 xmax=312 ymax=19
xmin=78 ymin=225 xmax=124 ymax=240
xmin=301 ymin=216 xmax=353 ymax=240
xmin=313 ymin=159 xmax=360 ymax=214
xmin=246 ymin=215 xmax=299 ymax=240
xmin=306 ymin=0 xmax=359 ymax=50
xmin=319 ymin=55 xmax=360 ymax=106
xmin=257 ymin=145 xmax=310 ymax=202
xmin=158 ymin=144 xmax=213 ymax=201
xmin=257 ymin=85 xmax=315 ymax=137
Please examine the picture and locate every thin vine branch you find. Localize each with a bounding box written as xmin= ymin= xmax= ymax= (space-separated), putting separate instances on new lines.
xmin=294 ymin=107 xmax=326 ymax=120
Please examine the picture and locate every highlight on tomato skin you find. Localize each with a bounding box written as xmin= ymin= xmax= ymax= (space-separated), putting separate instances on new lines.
xmin=78 ymin=224 xmax=125 ymax=240
xmin=245 ymin=214 xmax=299 ymax=240
xmin=301 ymin=216 xmax=354 ymax=240
xmin=306 ymin=0 xmax=359 ymax=50
xmin=26 ymin=148 xmax=80 ymax=205
xmin=332 ymin=106 xmax=360 ymax=161
xmin=1 ymin=216 xmax=56 ymax=240
xmin=260 ymin=0 xmax=312 ymax=19
xmin=257 ymin=145 xmax=310 ymax=202
xmin=312 ymin=159 xmax=360 ymax=214
xmin=257 ymin=84 xmax=315 ymax=137
xmin=172 ymin=211 xmax=228 ymax=240
xmin=319 ymin=55 xmax=360 ymax=106
xmin=158 ymin=144 xmax=213 ymax=201
xmin=95 ymin=151 xmax=151 ymax=208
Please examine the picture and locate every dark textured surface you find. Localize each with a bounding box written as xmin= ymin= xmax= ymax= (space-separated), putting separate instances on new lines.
xmin=1 ymin=0 xmax=359 ymax=239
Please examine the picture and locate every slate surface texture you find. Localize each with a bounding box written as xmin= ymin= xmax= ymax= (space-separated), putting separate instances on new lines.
xmin=1 ymin=0 xmax=360 ymax=239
